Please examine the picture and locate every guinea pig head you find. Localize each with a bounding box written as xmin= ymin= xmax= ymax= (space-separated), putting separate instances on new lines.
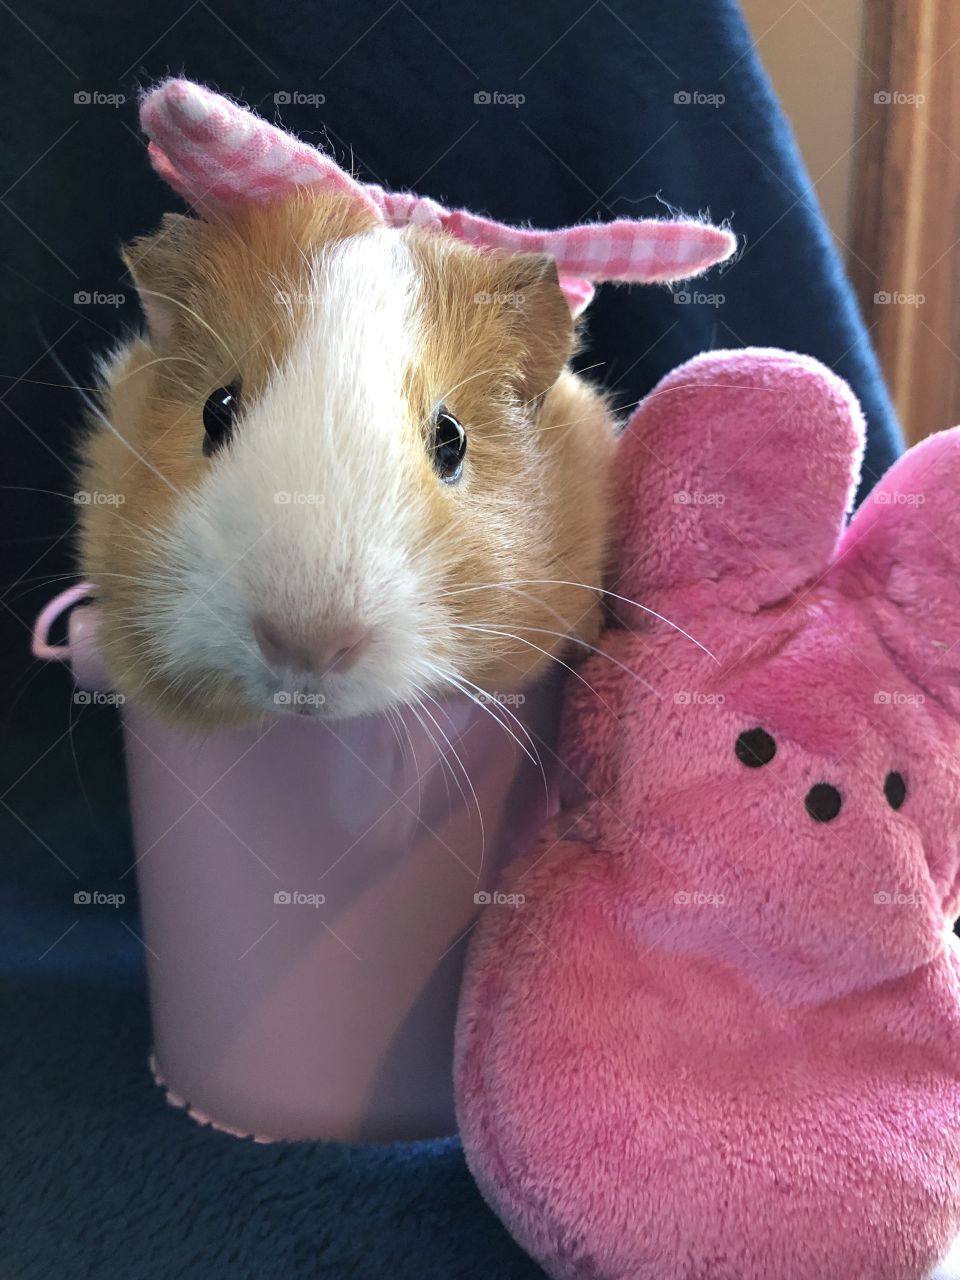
xmin=80 ymin=200 xmax=603 ymax=725
xmin=561 ymin=348 xmax=960 ymax=1001
xmin=78 ymin=79 xmax=734 ymax=728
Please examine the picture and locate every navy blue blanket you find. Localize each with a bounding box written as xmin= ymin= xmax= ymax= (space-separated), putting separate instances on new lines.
xmin=0 ymin=1 xmax=900 ymax=1276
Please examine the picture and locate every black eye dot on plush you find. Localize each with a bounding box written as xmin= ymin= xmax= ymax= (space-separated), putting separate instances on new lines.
xmin=805 ymin=782 xmax=843 ymax=823
xmin=884 ymin=770 xmax=907 ymax=810
xmin=735 ymin=727 xmax=777 ymax=768
xmin=202 ymin=382 xmax=241 ymax=456
xmin=432 ymin=406 xmax=467 ymax=482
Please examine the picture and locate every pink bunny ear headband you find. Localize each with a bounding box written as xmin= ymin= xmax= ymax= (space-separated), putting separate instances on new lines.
xmin=140 ymin=79 xmax=736 ymax=316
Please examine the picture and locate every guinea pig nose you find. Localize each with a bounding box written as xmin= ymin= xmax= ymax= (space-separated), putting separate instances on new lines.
xmin=314 ymin=626 xmax=371 ymax=674
xmin=253 ymin=615 xmax=369 ymax=675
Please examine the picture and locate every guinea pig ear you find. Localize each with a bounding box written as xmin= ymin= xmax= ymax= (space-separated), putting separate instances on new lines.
xmin=121 ymin=212 xmax=199 ymax=345
xmin=828 ymin=428 xmax=960 ymax=713
xmin=501 ymin=254 xmax=576 ymax=401
xmin=610 ymin=348 xmax=865 ymax=620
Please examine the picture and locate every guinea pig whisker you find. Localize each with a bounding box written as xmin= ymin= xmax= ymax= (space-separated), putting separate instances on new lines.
xmin=435 ymin=578 xmax=603 ymax=638
xmin=435 ymin=366 xmax=506 ymax=404
xmin=164 ymin=672 xmax=212 ymax=722
xmin=443 ymin=579 xmax=717 ymax=663
xmin=443 ymin=580 xmax=576 ymax=633
xmin=478 ymin=622 xmax=661 ymax=701
xmin=1 ymin=570 xmax=155 ymax=605
xmin=409 ymin=685 xmax=467 ymax=812
xmin=450 ymin=624 xmax=630 ymax=720
xmin=430 ymin=663 xmax=551 ymax=807
xmin=424 ymin=661 xmax=543 ymax=774
xmin=121 ymin=351 xmax=206 ymax=375
xmin=110 ymin=511 xmax=178 ymax=555
xmin=0 ymin=484 xmax=88 ymax=503
xmin=385 ymin=705 xmax=418 ymax=786
xmin=416 ymin=680 xmax=473 ymax=750
xmin=396 ymin=709 xmax=424 ymax=809
xmin=135 ymin=288 xmax=239 ymax=367
xmin=95 ymin=627 xmax=186 ymax=707
xmin=404 ymin=693 xmax=459 ymax=815
xmin=45 ymin=348 xmax=182 ymax=494
xmin=0 ymin=374 xmax=102 ymax=394
xmin=117 ymin=352 xmax=207 ymax=387
xmin=1 ymin=569 xmax=88 ymax=595
xmin=88 ymin=569 xmax=172 ymax=587
xmin=85 ymin=397 xmax=181 ymax=496
xmin=414 ymin=684 xmax=487 ymax=857
xmin=468 ymin=399 xmax=614 ymax=439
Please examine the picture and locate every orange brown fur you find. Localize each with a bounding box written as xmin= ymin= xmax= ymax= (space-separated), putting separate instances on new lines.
xmin=79 ymin=191 xmax=617 ymax=727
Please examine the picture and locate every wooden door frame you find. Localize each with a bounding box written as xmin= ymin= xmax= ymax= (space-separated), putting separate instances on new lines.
xmin=849 ymin=0 xmax=960 ymax=443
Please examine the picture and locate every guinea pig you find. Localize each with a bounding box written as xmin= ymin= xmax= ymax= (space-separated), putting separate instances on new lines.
xmin=77 ymin=191 xmax=617 ymax=727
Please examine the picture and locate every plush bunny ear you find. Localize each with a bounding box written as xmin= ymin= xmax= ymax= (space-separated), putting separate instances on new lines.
xmin=828 ymin=428 xmax=960 ymax=713
xmin=611 ymin=348 xmax=865 ymax=619
xmin=364 ymin=187 xmax=735 ymax=288
xmin=141 ymin=78 xmax=382 ymax=216
xmin=140 ymin=80 xmax=735 ymax=317
xmin=441 ymin=208 xmax=735 ymax=286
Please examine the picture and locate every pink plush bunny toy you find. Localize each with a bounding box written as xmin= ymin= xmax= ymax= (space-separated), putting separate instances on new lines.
xmin=456 ymin=348 xmax=960 ymax=1280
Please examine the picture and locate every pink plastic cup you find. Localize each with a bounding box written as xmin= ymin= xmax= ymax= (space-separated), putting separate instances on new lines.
xmin=33 ymin=586 xmax=560 ymax=1142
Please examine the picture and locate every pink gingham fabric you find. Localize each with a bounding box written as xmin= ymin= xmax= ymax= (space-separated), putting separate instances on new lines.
xmin=141 ymin=79 xmax=382 ymax=215
xmin=141 ymin=79 xmax=735 ymax=314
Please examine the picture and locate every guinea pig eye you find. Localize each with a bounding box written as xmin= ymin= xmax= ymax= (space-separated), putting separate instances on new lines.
xmin=202 ymin=382 xmax=241 ymax=456
xmin=432 ymin=407 xmax=466 ymax=482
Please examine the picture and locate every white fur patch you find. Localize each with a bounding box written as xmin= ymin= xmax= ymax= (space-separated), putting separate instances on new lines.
xmin=146 ymin=228 xmax=455 ymax=719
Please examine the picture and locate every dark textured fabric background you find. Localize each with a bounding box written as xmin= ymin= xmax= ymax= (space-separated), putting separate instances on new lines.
xmin=0 ymin=2 xmax=900 ymax=1276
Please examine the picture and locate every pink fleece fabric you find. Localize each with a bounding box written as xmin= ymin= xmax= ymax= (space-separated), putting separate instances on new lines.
xmin=455 ymin=348 xmax=960 ymax=1280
